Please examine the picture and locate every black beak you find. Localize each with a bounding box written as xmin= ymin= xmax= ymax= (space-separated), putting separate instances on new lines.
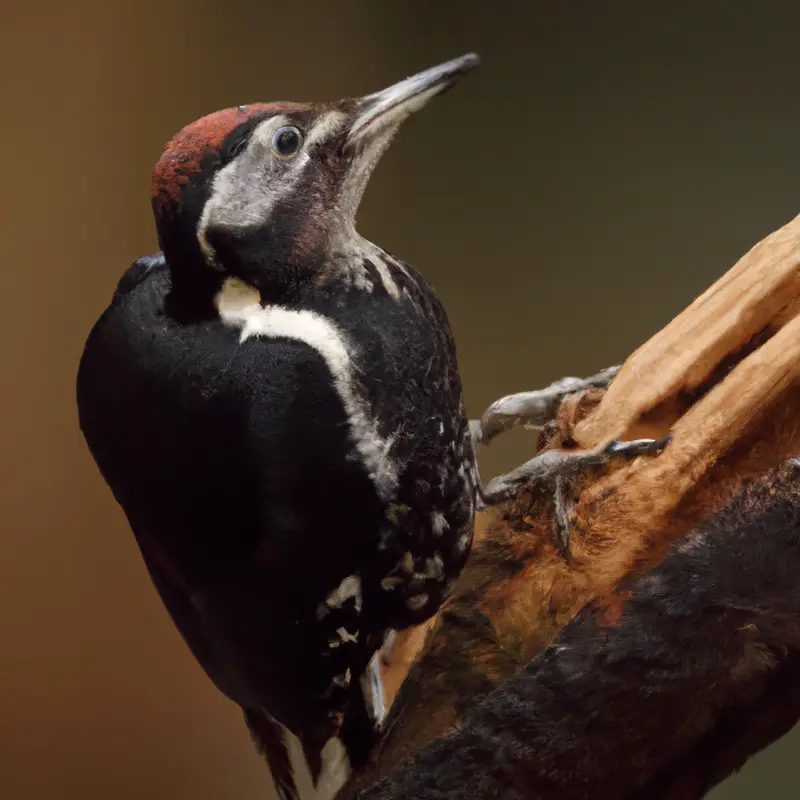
xmin=347 ymin=53 xmax=479 ymax=145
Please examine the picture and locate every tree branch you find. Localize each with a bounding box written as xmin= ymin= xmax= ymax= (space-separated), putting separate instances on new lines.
xmin=360 ymin=464 xmax=800 ymax=800
xmin=340 ymin=212 xmax=800 ymax=798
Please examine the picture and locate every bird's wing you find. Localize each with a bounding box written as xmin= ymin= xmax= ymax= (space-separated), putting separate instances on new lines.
xmin=113 ymin=252 xmax=166 ymax=299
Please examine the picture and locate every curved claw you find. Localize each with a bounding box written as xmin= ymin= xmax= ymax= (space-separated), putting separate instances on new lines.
xmin=605 ymin=433 xmax=672 ymax=459
xmin=470 ymin=365 xmax=621 ymax=448
xmin=480 ymin=433 xmax=671 ymax=510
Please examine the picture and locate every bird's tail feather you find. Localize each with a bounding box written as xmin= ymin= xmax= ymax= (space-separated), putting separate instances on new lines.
xmin=243 ymin=708 xmax=355 ymax=800
xmin=243 ymin=708 xmax=301 ymax=800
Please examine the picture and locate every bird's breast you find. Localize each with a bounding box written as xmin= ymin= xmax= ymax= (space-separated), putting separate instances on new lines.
xmin=77 ymin=261 xmax=475 ymax=729
xmin=214 ymin=276 xmax=400 ymax=502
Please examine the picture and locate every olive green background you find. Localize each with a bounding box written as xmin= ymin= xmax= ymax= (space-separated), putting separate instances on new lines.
xmin=3 ymin=2 xmax=799 ymax=798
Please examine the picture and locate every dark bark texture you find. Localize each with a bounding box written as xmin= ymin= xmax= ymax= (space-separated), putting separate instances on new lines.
xmin=345 ymin=462 xmax=800 ymax=799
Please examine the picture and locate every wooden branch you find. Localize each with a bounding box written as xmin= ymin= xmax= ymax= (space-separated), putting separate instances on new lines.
xmin=574 ymin=212 xmax=800 ymax=448
xmin=358 ymin=465 xmax=800 ymax=800
xmin=340 ymin=212 xmax=800 ymax=798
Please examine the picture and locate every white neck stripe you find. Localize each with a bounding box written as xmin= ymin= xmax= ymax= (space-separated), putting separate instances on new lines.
xmin=214 ymin=278 xmax=398 ymax=500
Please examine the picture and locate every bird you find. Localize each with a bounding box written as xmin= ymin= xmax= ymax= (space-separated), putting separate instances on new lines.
xmin=77 ymin=54 xmax=483 ymax=800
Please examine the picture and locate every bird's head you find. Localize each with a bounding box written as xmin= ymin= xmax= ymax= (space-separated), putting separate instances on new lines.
xmin=151 ymin=54 xmax=479 ymax=301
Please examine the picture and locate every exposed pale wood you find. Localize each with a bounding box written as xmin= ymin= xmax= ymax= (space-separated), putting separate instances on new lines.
xmin=379 ymin=621 xmax=437 ymax=709
xmin=343 ymin=212 xmax=800 ymax=800
xmin=573 ymin=309 xmax=800 ymax=570
xmin=573 ymin=212 xmax=800 ymax=449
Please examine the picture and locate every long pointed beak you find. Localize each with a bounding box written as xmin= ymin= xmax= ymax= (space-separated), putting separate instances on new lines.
xmin=347 ymin=53 xmax=479 ymax=145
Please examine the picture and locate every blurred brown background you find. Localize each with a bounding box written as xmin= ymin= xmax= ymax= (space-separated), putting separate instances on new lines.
xmin=3 ymin=1 xmax=800 ymax=798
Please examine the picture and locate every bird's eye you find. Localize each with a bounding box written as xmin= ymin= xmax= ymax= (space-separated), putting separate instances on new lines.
xmin=272 ymin=126 xmax=304 ymax=157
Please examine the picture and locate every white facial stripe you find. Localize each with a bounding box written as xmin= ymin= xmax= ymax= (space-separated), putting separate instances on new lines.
xmin=196 ymin=105 xmax=415 ymax=312
xmin=215 ymin=278 xmax=398 ymax=499
xmin=196 ymin=112 xmax=346 ymax=268
xmin=196 ymin=203 xmax=220 ymax=268
xmin=197 ymin=115 xmax=310 ymax=267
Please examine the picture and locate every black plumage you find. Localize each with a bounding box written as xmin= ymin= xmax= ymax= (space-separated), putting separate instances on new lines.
xmin=77 ymin=54 xmax=479 ymax=799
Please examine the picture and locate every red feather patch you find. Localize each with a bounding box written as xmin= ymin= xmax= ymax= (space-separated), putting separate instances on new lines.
xmin=151 ymin=102 xmax=305 ymax=213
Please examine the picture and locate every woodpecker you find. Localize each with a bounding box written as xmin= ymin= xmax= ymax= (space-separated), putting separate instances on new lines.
xmin=77 ymin=55 xmax=481 ymax=800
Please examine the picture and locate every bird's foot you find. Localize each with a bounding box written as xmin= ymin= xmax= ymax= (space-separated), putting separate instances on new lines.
xmin=469 ymin=365 xmax=620 ymax=449
xmin=480 ymin=435 xmax=671 ymax=506
xmin=470 ymin=365 xmax=670 ymax=555
xmin=480 ymin=435 xmax=671 ymax=554
xmin=470 ymin=363 xmax=622 ymax=514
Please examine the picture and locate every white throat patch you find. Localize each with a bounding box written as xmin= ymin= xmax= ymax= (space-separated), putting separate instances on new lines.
xmin=214 ymin=278 xmax=398 ymax=500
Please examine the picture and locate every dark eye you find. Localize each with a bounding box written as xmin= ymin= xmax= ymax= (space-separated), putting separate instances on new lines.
xmin=272 ymin=126 xmax=304 ymax=157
